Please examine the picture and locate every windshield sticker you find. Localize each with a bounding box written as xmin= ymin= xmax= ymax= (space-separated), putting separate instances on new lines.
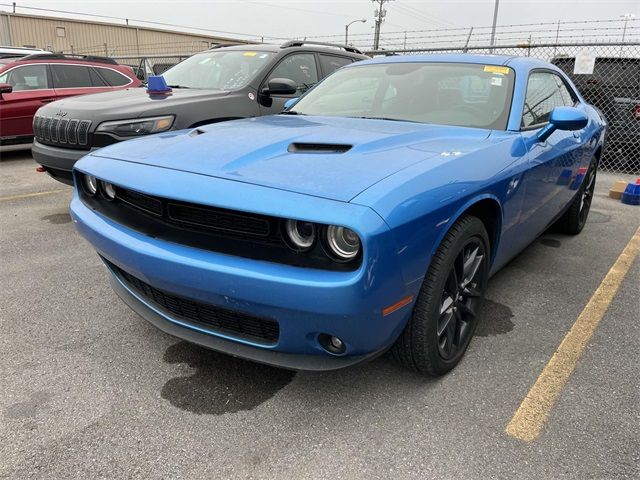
xmin=484 ymin=65 xmax=510 ymax=75
xmin=491 ymin=77 xmax=503 ymax=86
xmin=243 ymin=52 xmax=258 ymax=56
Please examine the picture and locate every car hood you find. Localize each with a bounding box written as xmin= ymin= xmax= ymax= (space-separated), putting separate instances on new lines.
xmin=90 ymin=115 xmax=492 ymax=202
xmin=39 ymin=87 xmax=231 ymax=120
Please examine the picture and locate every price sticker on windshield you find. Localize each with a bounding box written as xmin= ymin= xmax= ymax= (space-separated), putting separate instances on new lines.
xmin=243 ymin=52 xmax=258 ymax=57
xmin=484 ymin=66 xmax=510 ymax=75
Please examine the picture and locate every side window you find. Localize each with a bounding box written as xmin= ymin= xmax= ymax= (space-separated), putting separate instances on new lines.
xmin=89 ymin=68 xmax=107 ymax=87
xmin=522 ymin=72 xmax=573 ymax=128
xmin=51 ymin=65 xmax=92 ymax=88
xmin=319 ymin=54 xmax=352 ymax=76
xmin=554 ymin=76 xmax=576 ymax=106
xmin=96 ymin=67 xmax=130 ymax=86
xmin=2 ymin=65 xmax=49 ymax=90
xmin=268 ymin=53 xmax=318 ymax=95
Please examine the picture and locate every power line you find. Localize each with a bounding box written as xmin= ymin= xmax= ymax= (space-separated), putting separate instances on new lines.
xmin=391 ymin=2 xmax=458 ymax=29
xmin=0 ymin=2 xmax=276 ymax=39
xmin=241 ymin=0 xmax=356 ymax=19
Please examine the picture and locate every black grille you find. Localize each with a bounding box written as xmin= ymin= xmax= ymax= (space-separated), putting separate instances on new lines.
xmin=167 ymin=203 xmax=271 ymax=237
xmin=67 ymin=119 xmax=79 ymax=144
xmin=34 ymin=115 xmax=91 ymax=148
xmin=108 ymin=260 xmax=280 ymax=344
xmin=42 ymin=117 xmax=51 ymax=141
xmin=59 ymin=118 xmax=69 ymax=143
xmin=50 ymin=118 xmax=60 ymax=142
xmin=116 ymin=187 xmax=163 ymax=216
xmin=76 ymin=174 xmax=361 ymax=271
xmin=78 ymin=120 xmax=91 ymax=145
xmin=114 ymin=186 xmax=272 ymax=237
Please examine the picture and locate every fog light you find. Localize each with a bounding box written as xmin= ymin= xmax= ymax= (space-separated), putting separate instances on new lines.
xmin=102 ymin=181 xmax=116 ymax=200
xmin=318 ymin=333 xmax=346 ymax=355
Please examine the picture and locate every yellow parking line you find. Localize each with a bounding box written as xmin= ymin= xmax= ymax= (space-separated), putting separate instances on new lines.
xmin=506 ymin=227 xmax=640 ymax=442
xmin=0 ymin=189 xmax=67 ymax=202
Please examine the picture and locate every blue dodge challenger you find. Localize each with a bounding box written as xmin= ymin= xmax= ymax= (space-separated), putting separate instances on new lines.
xmin=70 ymin=54 xmax=606 ymax=376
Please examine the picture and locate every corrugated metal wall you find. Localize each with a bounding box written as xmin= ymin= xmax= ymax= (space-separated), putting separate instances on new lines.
xmin=0 ymin=12 xmax=248 ymax=56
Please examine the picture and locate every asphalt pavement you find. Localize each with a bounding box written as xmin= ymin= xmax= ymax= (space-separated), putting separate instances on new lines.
xmin=1 ymin=150 xmax=638 ymax=479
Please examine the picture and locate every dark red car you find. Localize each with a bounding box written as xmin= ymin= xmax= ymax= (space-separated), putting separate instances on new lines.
xmin=0 ymin=54 xmax=141 ymax=147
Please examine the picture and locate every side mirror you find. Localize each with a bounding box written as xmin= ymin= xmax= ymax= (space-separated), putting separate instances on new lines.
xmin=263 ymin=78 xmax=297 ymax=96
xmin=0 ymin=83 xmax=12 ymax=97
xmin=283 ymin=97 xmax=300 ymax=110
xmin=537 ymin=106 xmax=588 ymax=142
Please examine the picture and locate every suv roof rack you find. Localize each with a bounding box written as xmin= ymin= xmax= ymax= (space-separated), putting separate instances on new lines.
xmin=19 ymin=53 xmax=118 ymax=65
xmin=209 ymin=43 xmax=246 ymax=49
xmin=280 ymin=40 xmax=362 ymax=55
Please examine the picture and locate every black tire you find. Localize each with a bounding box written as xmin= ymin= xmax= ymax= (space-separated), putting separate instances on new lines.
xmin=554 ymin=159 xmax=597 ymax=235
xmin=391 ymin=215 xmax=490 ymax=376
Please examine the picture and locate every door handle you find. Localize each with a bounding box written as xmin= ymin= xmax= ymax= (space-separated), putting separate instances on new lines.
xmin=41 ymin=99 xmax=55 ymax=103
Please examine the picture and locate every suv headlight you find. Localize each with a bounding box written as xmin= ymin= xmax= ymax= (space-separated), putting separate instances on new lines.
xmin=95 ymin=116 xmax=174 ymax=137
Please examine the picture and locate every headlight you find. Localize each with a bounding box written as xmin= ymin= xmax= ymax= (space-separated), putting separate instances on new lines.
xmin=95 ymin=116 xmax=174 ymax=137
xmin=101 ymin=181 xmax=116 ymax=200
xmin=326 ymin=225 xmax=360 ymax=260
xmin=83 ymin=175 xmax=98 ymax=196
xmin=284 ymin=219 xmax=316 ymax=251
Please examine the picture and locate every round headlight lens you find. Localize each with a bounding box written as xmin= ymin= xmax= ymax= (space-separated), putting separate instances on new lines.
xmin=326 ymin=225 xmax=360 ymax=260
xmin=285 ymin=219 xmax=316 ymax=251
xmin=84 ymin=175 xmax=98 ymax=195
xmin=102 ymin=181 xmax=116 ymax=200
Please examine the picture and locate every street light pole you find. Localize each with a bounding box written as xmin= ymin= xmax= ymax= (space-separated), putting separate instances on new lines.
xmin=345 ymin=19 xmax=366 ymax=45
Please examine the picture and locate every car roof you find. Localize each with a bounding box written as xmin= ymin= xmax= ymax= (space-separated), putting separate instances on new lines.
xmin=0 ymin=57 xmax=127 ymax=69
xmin=352 ymin=53 xmax=555 ymax=70
xmin=202 ymin=43 xmax=366 ymax=58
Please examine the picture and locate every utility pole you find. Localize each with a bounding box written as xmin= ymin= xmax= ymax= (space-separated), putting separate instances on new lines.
xmin=620 ymin=13 xmax=635 ymax=55
xmin=490 ymin=0 xmax=500 ymax=47
xmin=372 ymin=0 xmax=393 ymax=50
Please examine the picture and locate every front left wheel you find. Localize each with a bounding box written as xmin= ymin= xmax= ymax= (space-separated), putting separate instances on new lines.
xmin=391 ymin=215 xmax=490 ymax=376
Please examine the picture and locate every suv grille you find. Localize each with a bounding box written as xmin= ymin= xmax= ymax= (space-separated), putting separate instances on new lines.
xmin=34 ymin=115 xmax=92 ymax=149
xmin=107 ymin=259 xmax=280 ymax=344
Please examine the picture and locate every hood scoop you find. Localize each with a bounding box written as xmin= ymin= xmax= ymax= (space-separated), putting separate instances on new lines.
xmin=287 ymin=142 xmax=352 ymax=154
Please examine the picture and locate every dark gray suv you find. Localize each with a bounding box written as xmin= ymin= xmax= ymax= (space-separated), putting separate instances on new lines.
xmin=32 ymin=41 xmax=367 ymax=185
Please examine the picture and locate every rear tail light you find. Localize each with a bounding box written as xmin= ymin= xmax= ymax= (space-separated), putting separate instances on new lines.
xmin=633 ymin=104 xmax=640 ymax=119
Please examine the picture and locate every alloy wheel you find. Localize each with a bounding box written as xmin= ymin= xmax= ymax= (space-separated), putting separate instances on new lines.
xmin=437 ymin=238 xmax=486 ymax=361
xmin=579 ymin=166 xmax=596 ymax=225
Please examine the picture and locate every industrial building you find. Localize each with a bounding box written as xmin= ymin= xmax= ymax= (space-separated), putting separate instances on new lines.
xmin=0 ymin=11 xmax=248 ymax=57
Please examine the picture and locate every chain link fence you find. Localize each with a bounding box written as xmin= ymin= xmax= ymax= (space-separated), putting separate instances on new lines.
xmin=111 ymin=55 xmax=193 ymax=80
xmin=367 ymin=42 xmax=640 ymax=174
xmin=100 ymin=42 xmax=639 ymax=174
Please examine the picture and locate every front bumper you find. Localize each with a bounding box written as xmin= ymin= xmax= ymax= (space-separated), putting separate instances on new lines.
xmin=69 ymin=165 xmax=419 ymax=370
xmin=32 ymin=140 xmax=99 ymax=185
xmin=108 ymin=269 xmax=385 ymax=370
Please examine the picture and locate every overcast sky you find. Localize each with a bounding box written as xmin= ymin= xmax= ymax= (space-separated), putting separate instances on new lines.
xmin=4 ymin=0 xmax=639 ymax=45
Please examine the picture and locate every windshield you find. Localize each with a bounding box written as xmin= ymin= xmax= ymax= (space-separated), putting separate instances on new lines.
xmin=289 ymin=62 xmax=515 ymax=130
xmin=162 ymin=50 xmax=275 ymax=90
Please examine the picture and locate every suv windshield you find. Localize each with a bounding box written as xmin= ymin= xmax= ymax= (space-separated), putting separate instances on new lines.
xmin=289 ymin=62 xmax=515 ymax=129
xmin=162 ymin=50 xmax=275 ymax=90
